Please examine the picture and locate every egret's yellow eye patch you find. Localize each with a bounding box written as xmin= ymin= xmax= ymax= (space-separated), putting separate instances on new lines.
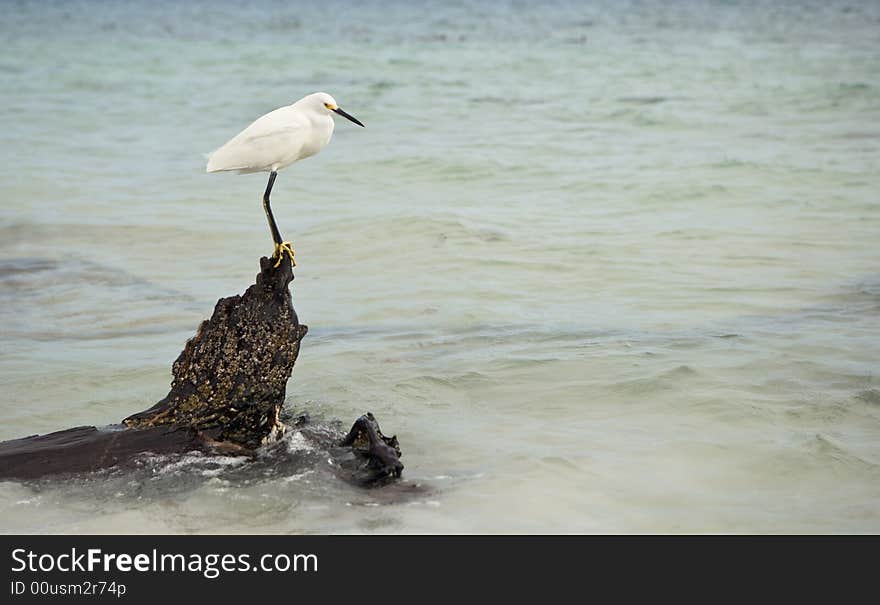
xmin=324 ymin=102 xmax=338 ymax=111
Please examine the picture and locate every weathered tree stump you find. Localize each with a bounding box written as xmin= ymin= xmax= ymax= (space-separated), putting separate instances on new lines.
xmin=123 ymin=255 xmax=306 ymax=449
xmin=0 ymin=256 xmax=403 ymax=483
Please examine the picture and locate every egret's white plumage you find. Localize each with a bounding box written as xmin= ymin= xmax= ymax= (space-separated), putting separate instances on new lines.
xmin=206 ymin=92 xmax=356 ymax=174
xmin=206 ymin=92 xmax=364 ymax=267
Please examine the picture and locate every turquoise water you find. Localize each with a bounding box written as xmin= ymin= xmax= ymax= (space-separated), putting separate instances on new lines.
xmin=1 ymin=0 xmax=879 ymax=532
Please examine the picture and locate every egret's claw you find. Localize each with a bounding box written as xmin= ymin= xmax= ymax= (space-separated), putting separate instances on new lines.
xmin=273 ymin=241 xmax=296 ymax=268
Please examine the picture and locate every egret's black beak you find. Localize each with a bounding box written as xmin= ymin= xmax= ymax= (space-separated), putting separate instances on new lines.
xmin=332 ymin=107 xmax=365 ymax=127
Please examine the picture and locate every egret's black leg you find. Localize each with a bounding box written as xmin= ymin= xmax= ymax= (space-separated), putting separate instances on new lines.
xmin=262 ymin=171 xmax=282 ymax=245
xmin=262 ymin=171 xmax=295 ymax=267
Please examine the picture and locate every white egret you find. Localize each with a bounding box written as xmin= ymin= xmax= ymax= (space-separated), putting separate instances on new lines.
xmin=206 ymin=92 xmax=365 ymax=267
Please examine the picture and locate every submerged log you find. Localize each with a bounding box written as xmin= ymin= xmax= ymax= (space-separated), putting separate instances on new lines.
xmin=339 ymin=413 xmax=403 ymax=479
xmin=0 ymin=425 xmax=206 ymax=481
xmin=0 ymin=256 xmax=403 ymax=483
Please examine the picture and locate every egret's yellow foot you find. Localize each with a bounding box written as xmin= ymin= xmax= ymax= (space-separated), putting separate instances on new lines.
xmin=272 ymin=241 xmax=296 ymax=268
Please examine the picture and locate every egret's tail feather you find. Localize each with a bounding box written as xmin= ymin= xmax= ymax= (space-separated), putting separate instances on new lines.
xmin=206 ymin=146 xmax=265 ymax=173
xmin=206 ymin=151 xmax=230 ymax=173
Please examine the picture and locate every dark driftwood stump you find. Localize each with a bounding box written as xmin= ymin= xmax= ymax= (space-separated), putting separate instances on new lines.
xmin=0 ymin=256 xmax=403 ymax=484
xmin=124 ymin=255 xmax=306 ymax=449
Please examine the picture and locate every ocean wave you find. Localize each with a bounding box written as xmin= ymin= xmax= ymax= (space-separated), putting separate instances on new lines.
xmin=0 ymin=256 xmax=196 ymax=341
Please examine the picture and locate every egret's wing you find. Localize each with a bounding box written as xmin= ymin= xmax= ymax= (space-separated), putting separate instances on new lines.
xmin=206 ymin=106 xmax=307 ymax=173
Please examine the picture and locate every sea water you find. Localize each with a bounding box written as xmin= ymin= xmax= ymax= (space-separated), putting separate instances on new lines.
xmin=1 ymin=0 xmax=879 ymax=532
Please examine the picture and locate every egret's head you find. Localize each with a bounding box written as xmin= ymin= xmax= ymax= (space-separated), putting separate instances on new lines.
xmin=310 ymin=92 xmax=365 ymax=127
xmin=310 ymin=92 xmax=338 ymax=112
